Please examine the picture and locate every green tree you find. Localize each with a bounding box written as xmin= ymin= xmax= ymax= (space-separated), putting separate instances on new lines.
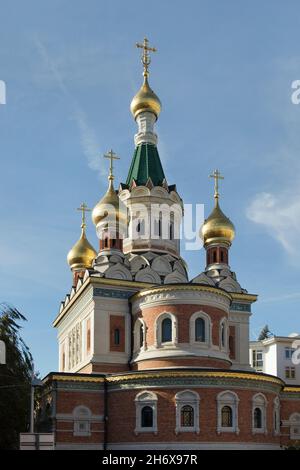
xmin=0 ymin=303 xmax=33 ymax=449
xmin=258 ymin=325 xmax=272 ymax=341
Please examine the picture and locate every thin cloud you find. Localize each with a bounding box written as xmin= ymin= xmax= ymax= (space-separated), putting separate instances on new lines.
xmin=33 ymin=36 xmax=105 ymax=177
xmin=246 ymin=190 xmax=300 ymax=263
xmin=260 ymin=292 xmax=300 ymax=303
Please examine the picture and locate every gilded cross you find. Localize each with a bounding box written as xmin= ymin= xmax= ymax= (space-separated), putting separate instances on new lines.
xmin=209 ymin=169 xmax=224 ymax=199
xmin=77 ymin=202 xmax=91 ymax=227
xmin=104 ymin=149 xmax=120 ymax=180
xmin=136 ymin=37 xmax=157 ymax=77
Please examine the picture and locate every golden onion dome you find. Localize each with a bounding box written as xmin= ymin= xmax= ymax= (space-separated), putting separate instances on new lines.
xmin=92 ymin=179 xmax=127 ymax=227
xmin=201 ymin=200 xmax=235 ymax=246
xmin=67 ymin=226 xmax=97 ymax=271
xmin=130 ymin=76 xmax=161 ymax=121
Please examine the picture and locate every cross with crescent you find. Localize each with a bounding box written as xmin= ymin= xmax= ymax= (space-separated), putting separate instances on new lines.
xmin=136 ymin=37 xmax=157 ymax=77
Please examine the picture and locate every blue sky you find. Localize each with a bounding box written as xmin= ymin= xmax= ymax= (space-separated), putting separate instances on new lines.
xmin=1 ymin=0 xmax=300 ymax=376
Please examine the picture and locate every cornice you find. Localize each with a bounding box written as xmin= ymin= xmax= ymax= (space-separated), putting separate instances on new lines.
xmin=230 ymin=292 xmax=258 ymax=303
xmin=53 ymin=276 xmax=153 ymax=327
xmin=282 ymin=386 xmax=300 ymax=393
xmin=106 ymin=370 xmax=283 ymax=387
xmin=45 ymin=374 xmax=105 ymax=384
xmin=131 ymin=284 xmax=232 ymax=303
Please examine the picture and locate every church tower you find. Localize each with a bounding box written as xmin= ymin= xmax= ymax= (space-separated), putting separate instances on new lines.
xmin=118 ymin=38 xmax=187 ymax=284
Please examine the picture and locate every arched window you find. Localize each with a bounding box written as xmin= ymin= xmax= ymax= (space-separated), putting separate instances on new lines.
xmin=137 ymin=220 xmax=145 ymax=237
xmin=140 ymin=324 xmax=144 ymax=348
xmin=162 ymin=318 xmax=172 ymax=343
xmin=220 ymin=250 xmax=224 ymax=263
xmin=195 ymin=318 xmax=205 ymax=342
xmin=254 ymin=408 xmax=262 ymax=429
xmin=175 ymin=390 xmax=200 ymax=434
xmin=221 ymin=406 xmax=233 ymax=427
xmin=135 ymin=391 xmax=158 ymax=434
xmin=141 ymin=406 xmax=153 ymax=428
xmin=73 ymin=406 xmax=91 ymax=436
xmin=213 ymin=250 xmax=217 ymax=263
xmin=181 ymin=405 xmax=194 ymax=427
xmin=252 ymin=393 xmax=267 ymax=434
xmin=289 ymin=413 xmax=300 ymax=440
xmin=217 ymin=391 xmax=239 ymax=434
xmin=190 ymin=312 xmax=211 ymax=346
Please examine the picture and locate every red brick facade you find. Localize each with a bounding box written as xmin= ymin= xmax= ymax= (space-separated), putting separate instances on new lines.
xmin=39 ymin=372 xmax=300 ymax=449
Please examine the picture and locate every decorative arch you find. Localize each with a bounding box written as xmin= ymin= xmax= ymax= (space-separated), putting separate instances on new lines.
xmin=164 ymin=270 xmax=187 ymax=284
xmin=252 ymin=393 xmax=267 ymax=434
xmin=217 ymin=391 xmax=239 ymax=435
xmin=105 ymin=263 xmax=132 ymax=281
xmin=133 ymin=317 xmax=147 ymax=353
xmin=135 ymin=266 xmax=161 ymax=284
xmin=219 ymin=277 xmax=242 ymax=293
xmin=73 ymin=406 xmax=91 ymax=436
xmin=289 ymin=412 xmax=300 ymax=440
xmin=155 ymin=312 xmax=178 ymax=347
xmin=189 ymin=311 xmax=212 ymax=347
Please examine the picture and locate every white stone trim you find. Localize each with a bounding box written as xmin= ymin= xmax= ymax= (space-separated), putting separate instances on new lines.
xmin=133 ymin=317 xmax=147 ymax=353
xmin=73 ymin=405 xmax=91 ymax=437
xmin=252 ymin=393 xmax=268 ymax=435
xmin=175 ymin=390 xmax=200 ymax=434
xmin=289 ymin=412 xmax=300 ymax=440
xmin=134 ymin=391 xmax=158 ymax=435
xmin=219 ymin=317 xmax=228 ymax=352
xmin=155 ymin=312 xmax=178 ymax=348
xmin=189 ymin=311 xmax=212 ymax=348
xmin=217 ymin=391 xmax=240 ymax=435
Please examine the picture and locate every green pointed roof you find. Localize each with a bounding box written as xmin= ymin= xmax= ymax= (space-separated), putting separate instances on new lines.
xmin=126 ymin=143 xmax=165 ymax=187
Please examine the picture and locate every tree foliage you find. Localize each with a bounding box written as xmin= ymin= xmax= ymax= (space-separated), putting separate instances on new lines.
xmin=0 ymin=303 xmax=33 ymax=449
xmin=258 ymin=324 xmax=272 ymax=341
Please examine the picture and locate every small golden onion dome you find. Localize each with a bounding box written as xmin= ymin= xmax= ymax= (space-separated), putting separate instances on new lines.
xmin=92 ymin=180 xmax=127 ymax=227
xmin=130 ymin=76 xmax=161 ymax=120
xmin=67 ymin=227 xmax=97 ymax=271
xmin=201 ymin=200 xmax=235 ymax=246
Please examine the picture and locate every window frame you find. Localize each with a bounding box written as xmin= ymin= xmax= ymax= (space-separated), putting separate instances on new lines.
xmin=135 ymin=391 xmax=158 ymax=435
xmin=155 ymin=312 xmax=178 ymax=348
xmin=189 ymin=311 xmax=212 ymax=348
xmin=217 ymin=391 xmax=239 ymax=434
xmin=175 ymin=390 xmax=200 ymax=434
xmin=73 ymin=406 xmax=92 ymax=437
xmin=252 ymin=393 xmax=267 ymax=435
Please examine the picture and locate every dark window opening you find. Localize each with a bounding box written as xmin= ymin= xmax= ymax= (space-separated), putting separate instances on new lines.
xmin=254 ymin=407 xmax=262 ymax=429
xmin=141 ymin=406 xmax=153 ymax=428
xmin=114 ymin=328 xmax=120 ymax=345
xmin=161 ymin=318 xmax=172 ymax=343
xmin=139 ymin=324 xmax=144 ymax=348
xmin=195 ymin=317 xmax=205 ymax=342
xmin=221 ymin=406 xmax=233 ymax=427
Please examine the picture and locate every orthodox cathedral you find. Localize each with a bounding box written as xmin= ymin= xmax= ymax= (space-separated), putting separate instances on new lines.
xmin=37 ymin=39 xmax=300 ymax=450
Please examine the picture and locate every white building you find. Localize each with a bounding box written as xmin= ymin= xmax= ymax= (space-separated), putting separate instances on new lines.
xmin=250 ymin=333 xmax=300 ymax=385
